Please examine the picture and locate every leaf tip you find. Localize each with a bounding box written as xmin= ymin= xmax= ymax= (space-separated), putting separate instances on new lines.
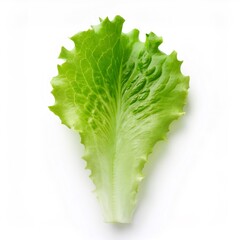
xmin=127 ymin=28 xmax=140 ymax=42
xmin=113 ymin=15 xmax=125 ymax=24
xmin=58 ymin=46 xmax=70 ymax=59
xmin=145 ymin=32 xmax=163 ymax=53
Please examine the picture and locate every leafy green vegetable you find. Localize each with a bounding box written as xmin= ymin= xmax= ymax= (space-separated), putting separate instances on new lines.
xmin=50 ymin=16 xmax=189 ymax=223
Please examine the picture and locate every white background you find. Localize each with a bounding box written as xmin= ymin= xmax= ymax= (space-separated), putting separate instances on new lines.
xmin=0 ymin=0 xmax=239 ymax=239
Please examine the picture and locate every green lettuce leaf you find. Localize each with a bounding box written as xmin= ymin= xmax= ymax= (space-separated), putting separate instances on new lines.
xmin=49 ymin=16 xmax=189 ymax=223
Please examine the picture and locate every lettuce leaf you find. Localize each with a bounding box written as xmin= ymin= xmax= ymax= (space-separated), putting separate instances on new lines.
xmin=49 ymin=16 xmax=189 ymax=223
